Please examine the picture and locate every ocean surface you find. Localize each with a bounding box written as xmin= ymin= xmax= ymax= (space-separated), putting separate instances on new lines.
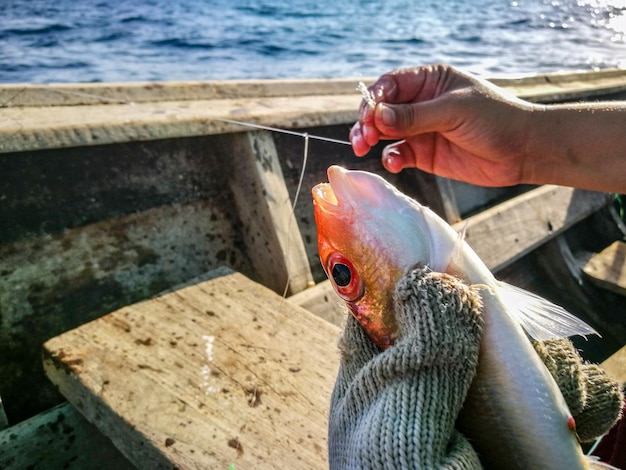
xmin=2 ymin=0 xmax=626 ymax=83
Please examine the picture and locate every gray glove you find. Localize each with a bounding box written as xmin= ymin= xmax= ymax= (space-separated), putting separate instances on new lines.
xmin=328 ymin=267 xmax=484 ymax=469
xmin=532 ymin=339 xmax=623 ymax=443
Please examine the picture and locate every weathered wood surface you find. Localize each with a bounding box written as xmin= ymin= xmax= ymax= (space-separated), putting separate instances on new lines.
xmin=43 ymin=267 xmax=340 ymax=469
xmin=228 ymin=130 xmax=314 ymax=295
xmin=456 ymin=185 xmax=611 ymax=273
xmin=3 ymin=69 xmax=626 ymax=154
xmin=0 ymin=77 xmax=367 ymax=107
xmin=0 ymin=403 xmax=134 ymax=470
xmin=2 ymin=69 xmax=626 ymax=108
xmin=0 ymin=93 xmax=360 ymax=153
xmin=289 ymin=283 xmax=345 ymax=327
xmin=602 ymin=344 xmax=626 ymax=385
xmin=583 ymin=241 xmax=626 ymax=297
xmin=490 ymin=68 xmax=626 ymax=103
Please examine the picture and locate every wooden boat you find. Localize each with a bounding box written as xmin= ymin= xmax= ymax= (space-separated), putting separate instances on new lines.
xmin=1 ymin=69 xmax=626 ymax=468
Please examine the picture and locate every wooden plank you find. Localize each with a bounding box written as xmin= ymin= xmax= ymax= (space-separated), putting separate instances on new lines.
xmin=0 ymin=403 xmax=134 ymax=470
xmin=43 ymin=267 xmax=340 ymax=469
xmin=601 ymin=344 xmax=626 ymax=384
xmin=0 ymin=94 xmax=360 ymax=153
xmin=0 ymin=194 xmax=257 ymax=423
xmin=582 ymin=241 xmax=626 ymax=297
xmin=0 ymin=78 xmax=368 ymax=107
xmin=4 ymin=69 xmax=626 ymax=154
xmin=454 ymin=185 xmax=611 ymax=273
xmin=288 ymin=281 xmax=345 ymax=327
xmin=228 ymin=131 xmax=314 ymax=295
xmin=490 ymin=68 xmax=626 ymax=103
xmin=3 ymin=68 xmax=624 ymax=108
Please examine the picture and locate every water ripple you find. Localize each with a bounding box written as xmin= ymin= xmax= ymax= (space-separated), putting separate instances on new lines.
xmin=1 ymin=0 xmax=626 ymax=83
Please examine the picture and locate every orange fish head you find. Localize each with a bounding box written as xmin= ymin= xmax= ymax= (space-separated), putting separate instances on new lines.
xmin=312 ymin=166 xmax=432 ymax=349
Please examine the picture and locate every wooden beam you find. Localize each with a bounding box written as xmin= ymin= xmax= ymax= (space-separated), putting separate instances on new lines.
xmin=3 ymin=69 xmax=626 ymax=108
xmin=0 ymin=94 xmax=360 ymax=153
xmin=0 ymin=403 xmax=133 ymax=469
xmin=601 ymin=345 xmax=626 ymax=384
xmin=228 ymin=131 xmax=313 ymax=295
xmin=288 ymin=282 xmax=345 ymax=327
xmin=454 ymin=186 xmax=611 ymax=273
xmin=490 ymin=68 xmax=626 ymax=103
xmin=3 ymin=69 xmax=626 ymax=154
xmin=583 ymin=241 xmax=626 ymax=297
xmin=43 ymin=267 xmax=340 ymax=469
xmin=0 ymin=78 xmax=368 ymax=107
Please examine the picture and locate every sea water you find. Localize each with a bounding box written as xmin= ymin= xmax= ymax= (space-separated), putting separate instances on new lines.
xmin=1 ymin=0 xmax=626 ymax=83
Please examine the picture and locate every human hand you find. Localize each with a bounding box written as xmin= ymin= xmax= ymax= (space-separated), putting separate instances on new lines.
xmin=532 ymin=339 xmax=623 ymax=443
xmin=350 ymin=64 xmax=537 ymax=187
xmin=328 ymin=267 xmax=483 ymax=469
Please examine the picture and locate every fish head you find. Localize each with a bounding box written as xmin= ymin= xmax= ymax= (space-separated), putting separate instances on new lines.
xmin=312 ymin=165 xmax=434 ymax=349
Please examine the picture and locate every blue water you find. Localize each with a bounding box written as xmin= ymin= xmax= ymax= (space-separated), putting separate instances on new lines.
xmin=2 ymin=0 xmax=626 ymax=83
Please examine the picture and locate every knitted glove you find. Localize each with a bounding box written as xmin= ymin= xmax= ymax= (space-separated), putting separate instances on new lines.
xmin=328 ymin=267 xmax=484 ymax=469
xmin=532 ymin=339 xmax=623 ymax=442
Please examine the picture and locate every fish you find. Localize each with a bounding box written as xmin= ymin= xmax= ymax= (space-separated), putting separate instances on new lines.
xmin=312 ymin=165 xmax=615 ymax=470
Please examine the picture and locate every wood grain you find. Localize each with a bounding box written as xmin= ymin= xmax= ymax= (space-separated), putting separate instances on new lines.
xmin=454 ymin=185 xmax=610 ymax=272
xmin=582 ymin=241 xmax=626 ymax=297
xmin=43 ymin=267 xmax=340 ymax=469
xmin=602 ymin=344 xmax=626 ymax=384
xmin=228 ymin=130 xmax=313 ymax=295
xmin=0 ymin=403 xmax=134 ymax=470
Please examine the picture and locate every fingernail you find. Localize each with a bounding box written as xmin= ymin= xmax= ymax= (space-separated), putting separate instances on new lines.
xmin=383 ymin=149 xmax=402 ymax=173
xmin=380 ymin=104 xmax=396 ymax=127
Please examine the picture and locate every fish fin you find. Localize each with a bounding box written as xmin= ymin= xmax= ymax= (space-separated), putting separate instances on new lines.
xmin=494 ymin=281 xmax=599 ymax=341
xmin=446 ymin=222 xmax=469 ymax=278
xmin=585 ymin=455 xmax=620 ymax=470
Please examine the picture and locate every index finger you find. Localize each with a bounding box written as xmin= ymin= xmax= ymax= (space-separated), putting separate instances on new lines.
xmin=373 ymin=65 xmax=461 ymax=105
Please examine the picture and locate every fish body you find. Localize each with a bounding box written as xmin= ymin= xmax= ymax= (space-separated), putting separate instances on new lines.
xmin=312 ymin=165 xmax=603 ymax=469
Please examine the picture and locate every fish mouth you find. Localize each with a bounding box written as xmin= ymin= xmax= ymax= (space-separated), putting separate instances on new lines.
xmin=311 ymin=165 xmax=348 ymax=214
xmin=313 ymin=165 xmax=405 ymax=212
xmin=312 ymin=165 xmax=376 ymax=210
xmin=311 ymin=182 xmax=339 ymax=212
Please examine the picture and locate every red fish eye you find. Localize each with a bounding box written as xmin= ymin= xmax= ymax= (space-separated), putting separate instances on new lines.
xmin=327 ymin=253 xmax=363 ymax=301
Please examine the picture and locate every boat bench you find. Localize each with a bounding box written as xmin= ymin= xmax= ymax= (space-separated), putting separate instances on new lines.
xmin=1 ymin=267 xmax=339 ymax=469
xmin=581 ymin=240 xmax=626 ymax=385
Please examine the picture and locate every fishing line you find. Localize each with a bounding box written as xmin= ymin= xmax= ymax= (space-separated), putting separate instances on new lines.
xmin=207 ymin=117 xmax=351 ymax=146
xmin=1 ymin=85 xmax=352 ymax=146
xmin=3 ymin=84 xmax=359 ymax=302
xmin=585 ymin=436 xmax=603 ymax=456
xmin=281 ymin=132 xmax=310 ymax=299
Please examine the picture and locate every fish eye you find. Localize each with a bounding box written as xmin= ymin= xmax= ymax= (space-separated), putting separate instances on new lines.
xmin=326 ymin=253 xmax=364 ymax=302
xmin=332 ymin=263 xmax=351 ymax=287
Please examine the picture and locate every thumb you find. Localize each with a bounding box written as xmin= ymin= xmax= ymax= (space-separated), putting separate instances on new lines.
xmin=376 ymin=100 xmax=454 ymax=137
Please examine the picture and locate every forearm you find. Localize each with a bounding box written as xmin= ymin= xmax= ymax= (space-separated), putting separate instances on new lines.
xmin=524 ymin=102 xmax=626 ymax=193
